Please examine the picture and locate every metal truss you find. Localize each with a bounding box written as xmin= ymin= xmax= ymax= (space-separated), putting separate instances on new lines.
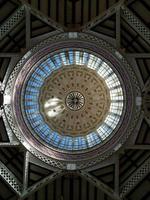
xmin=0 ymin=0 xmax=149 ymax=199
xmin=1 ymin=108 xmax=18 ymax=142
xmin=23 ymin=3 xmax=64 ymax=49
xmin=0 ymin=6 xmax=25 ymax=40
xmin=86 ymin=154 xmax=117 ymax=172
xmin=20 ymin=169 xmax=66 ymax=199
xmin=81 ymin=0 xmax=124 ymax=49
xmin=125 ymin=53 xmax=150 ymax=58
xmin=116 ymin=8 xmax=121 ymax=48
xmin=0 ymin=161 xmax=22 ymax=196
xmin=0 ymin=142 xmax=20 ymax=147
xmin=20 ymin=0 xmax=64 ymax=31
xmin=0 ymin=5 xmax=66 ymax=197
xmin=0 ymin=0 xmax=64 ymax=48
xmin=77 ymin=170 xmax=122 ymax=200
xmin=121 ymin=5 xmax=150 ymax=45
xmin=25 ymin=5 xmax=31 ymax=49
xmin=125 ymin=145 xmax=150 ymax=150
xmin=82 ymin=0 xmax=150 ymax=52
xmin=120 ymin=157 xmax=150 ymax=197
xmin=114 ymin=155 xmax=120 ymax=195
xmin=123 ymin=111 xmax=144 ymax=147
xmin=1 ymin=55 xmax=23 ymax=88
xmin=0 ymin=149 xmax=65 ymax=198
xmin=23 ymin=151 xmax=30 ymax=192
xmin=29 ymin=153 xmax=58 ymax=172
xmin=82 ymin=30 xmax=117 ymax=47
xmin=82 ymin=0 xmax=124 ymax=31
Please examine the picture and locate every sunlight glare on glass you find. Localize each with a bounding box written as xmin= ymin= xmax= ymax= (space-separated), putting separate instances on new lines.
xmin=44 ymin=98 xmax=65 ymax=118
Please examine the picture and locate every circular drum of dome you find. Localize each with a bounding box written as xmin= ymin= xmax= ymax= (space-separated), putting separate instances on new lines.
xmin=5 ymin=32 xmax=141 ymax=169
xmin=23 ymin=50 xmax=123 ymax=151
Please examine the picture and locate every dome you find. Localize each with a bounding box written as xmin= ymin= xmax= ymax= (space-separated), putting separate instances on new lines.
xmin=4 ymin=32 xmax=140 ymax=169
xmin=23 ymin=49 xmax=124 ymax=151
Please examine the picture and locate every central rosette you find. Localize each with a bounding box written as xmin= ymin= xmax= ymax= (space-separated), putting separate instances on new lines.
xmin=39 ymin=66 xmax=110 ymax=136
xmin=66 ymin=91 xmax=85 ymax=111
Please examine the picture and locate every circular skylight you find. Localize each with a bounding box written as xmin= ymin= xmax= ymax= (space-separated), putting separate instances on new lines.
xmin=23 ymin=49 xmax=124 ymax=151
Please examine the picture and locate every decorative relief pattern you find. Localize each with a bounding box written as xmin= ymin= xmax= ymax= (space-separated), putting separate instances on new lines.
xmin=40 ymin=67 xmax=110 ymax=136
xmin=66 ymin=91 xmax=85 ymax=111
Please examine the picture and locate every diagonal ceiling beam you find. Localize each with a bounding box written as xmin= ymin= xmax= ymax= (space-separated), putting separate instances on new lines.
xmin=25 ymin=5 xmax=31 ymax=49
xmin=29 ymin=153 xmax=57 ymax=172
xmin=77 ymin=170 xmax=122 ymax=200
xmin=116 ymin=8 xmax=121 ymax=48
xmin=115 ymin=155 xmax=120 ymax=195
xmin=1 ymin=55 xmax=24 ymax=88
xmin=86 ymin=154 xmax=118 ymax=172
xmin=81 ymin=0 xmax=125 ymax=31
xmin=126 ymin=0 xmax=137 ymax=6
xmin=83 ymin=30 xmax=116 ymax=47
xmin=125 ymin=145 xmax=150 ymax=150
xmin=125 ymin=55 xmax=145 ymax=90
xmin=23 ymin=151 xmax=30 ymax=192
xmin=18 ymin=0 xmax=65 ymax=32
xmin=20 ymin=170 xmax=66 ymax=199
xmin=31 ymin=30 xmax=63 ymax=48
xmin=0 ymin=142 xmax=20 ymax=147
xmin=120 ymin=156 xmax=150 ymax=198
xmin=125 ymin=53 xmax=150 ymax=58
xmin=121 ymin=5 xmax=150 ymax=45
xmin=0 ymin=53 xmax=24 ymax=57
xmin=0 ymin=6 xmax=25 ymax=41
xmin=0 ymin=161 xmax=22 ymax=196
xmin=1 ymin=108 xmax=19 ymax=142
xmin=124 ymin=112 xmax=144 ymax=146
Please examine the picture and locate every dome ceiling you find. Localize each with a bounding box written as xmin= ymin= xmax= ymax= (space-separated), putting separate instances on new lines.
xmin=7 ymin=32 xmax=137 ymax=165
xmin=0 ymin=0 xmax=150 ymax=200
